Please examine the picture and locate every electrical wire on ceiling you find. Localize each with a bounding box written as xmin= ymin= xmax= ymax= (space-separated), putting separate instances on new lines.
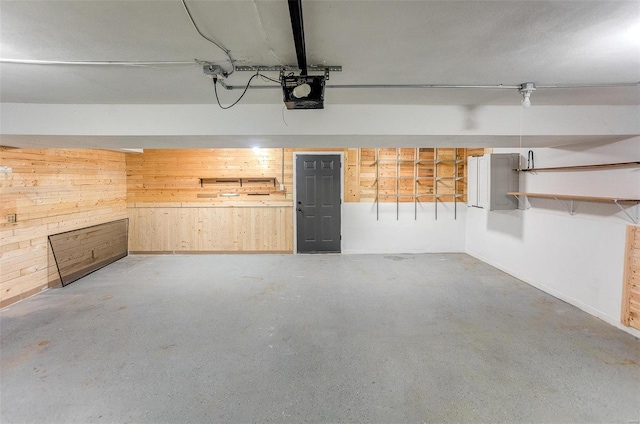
xmin=0 ymin=58 xmax=198 ymax=69
xmin=259 ymin=74 xmax=282 ymax=84
xmin=212 ymin=72 xmax=260 ymax=109
xmin=181 ymin=0 xmax=235 ymax=76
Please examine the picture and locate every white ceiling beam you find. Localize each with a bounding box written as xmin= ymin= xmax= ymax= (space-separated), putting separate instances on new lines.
xmin=1 ymin=103 xmax=637 ymax=149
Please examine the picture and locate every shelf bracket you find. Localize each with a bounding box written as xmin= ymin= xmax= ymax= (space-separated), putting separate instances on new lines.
xmin=554 ymin=197 xmax=576 ymax=216
xmin=614 ymin=200 xmax=639 ymax=225
xmin=512 ymin=194 xmax=530 ymax=210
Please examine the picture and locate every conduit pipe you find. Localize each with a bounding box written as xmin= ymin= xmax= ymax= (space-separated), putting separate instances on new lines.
xmin=0 ymin=59 xmax=196 ymax=66
xmin=218 ymin=81 xmax=640 ymax=90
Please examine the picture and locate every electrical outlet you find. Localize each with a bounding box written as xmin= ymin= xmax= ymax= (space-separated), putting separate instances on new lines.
xmin=285 ymin=193 xmax=293 ymax=199
xmin=0 ymin=166 xmax=12 ymax=173
xmin=7 ymin=214 xmax=16 ymax=223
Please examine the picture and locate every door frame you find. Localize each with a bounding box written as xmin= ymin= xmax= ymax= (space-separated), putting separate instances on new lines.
xmin=293 ymin=151 xmax=345 ymax=254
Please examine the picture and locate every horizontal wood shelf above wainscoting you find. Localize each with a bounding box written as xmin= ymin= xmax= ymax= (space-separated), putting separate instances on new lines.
xmin=196 ymin=189 xmax=282 ymax=197
xmin=200 ymin=177 xmax=277 ymax=185
xmin=127 ymin=202 xmax=293 ymax=208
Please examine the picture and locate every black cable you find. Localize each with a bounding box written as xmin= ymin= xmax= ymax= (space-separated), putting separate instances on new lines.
xmin=259 ymin=74 xmax=281 ymax=84
xmin=213 ymin=73 xmax=259 ymax=109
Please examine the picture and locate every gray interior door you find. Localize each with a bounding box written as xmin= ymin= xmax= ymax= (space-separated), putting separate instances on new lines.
xmin=296 ymin=154 xmax=341 ymax=253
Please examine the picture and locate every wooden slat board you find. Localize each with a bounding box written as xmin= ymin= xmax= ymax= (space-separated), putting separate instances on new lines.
xmin=1 ymin=147 xmax=127 ymax=307
xmin=128 ymin=206 xmax=293 ymax=252
xmin=49 ymin=219 xmax=128 ymax=286
xmin=622 ymin=225 xmax=640 ymax=331
xmin=357 ymin=148 xmax=477 ymax=203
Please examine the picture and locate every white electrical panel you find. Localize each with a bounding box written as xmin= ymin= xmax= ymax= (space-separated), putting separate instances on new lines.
xmin=467 ymin=153 xmax=519 ymax=210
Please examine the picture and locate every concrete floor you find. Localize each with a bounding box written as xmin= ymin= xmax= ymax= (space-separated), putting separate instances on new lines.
xmin=1 ymin=254 xmax=639 ymax=423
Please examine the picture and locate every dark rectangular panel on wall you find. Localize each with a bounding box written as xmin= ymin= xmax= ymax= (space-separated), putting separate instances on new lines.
xmin=49 ymin=219 xmax=128 ymax=287
xmin=296 ymin=154 xmax=341 ymax=253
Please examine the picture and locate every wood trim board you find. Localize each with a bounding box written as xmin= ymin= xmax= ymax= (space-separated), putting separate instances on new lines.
xmin=621 ymin=225 xmax=640 ymax=331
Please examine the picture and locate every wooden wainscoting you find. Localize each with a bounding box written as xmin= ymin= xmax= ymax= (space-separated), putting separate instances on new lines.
xmin=128 ymin=204 xmax=293 ymax=253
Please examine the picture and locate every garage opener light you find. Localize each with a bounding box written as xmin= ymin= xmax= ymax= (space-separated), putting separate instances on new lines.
xmin=520 ymin=82 xmax=536 ymax=108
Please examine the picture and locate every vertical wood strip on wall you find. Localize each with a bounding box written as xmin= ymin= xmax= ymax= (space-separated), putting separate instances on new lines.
xmin=621 ymin=225 xmax=640 ymax=330
xmin=0 ymin=147 xmax=127 ymax=307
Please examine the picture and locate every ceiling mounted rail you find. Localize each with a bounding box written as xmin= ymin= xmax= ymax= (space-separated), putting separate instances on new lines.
xmin=235 ymin=65 xmax=342 ymax=72
xmin=288 ymin=0 xmax=308 ymax=76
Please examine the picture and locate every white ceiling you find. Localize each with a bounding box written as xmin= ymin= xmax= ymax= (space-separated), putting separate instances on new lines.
xmin=1 ymin=0 xmax=639 ymax=107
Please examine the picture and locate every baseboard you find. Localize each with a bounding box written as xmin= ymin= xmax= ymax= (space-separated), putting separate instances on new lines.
xmin=465 ymin=249 xmax=640 ymax=339
xmin=129 ymin=250 xmax=293 ymax=255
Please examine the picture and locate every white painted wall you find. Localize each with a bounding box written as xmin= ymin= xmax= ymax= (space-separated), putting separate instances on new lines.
xmin=465 ymin=137 xmax=640 ymax=337
xmin=342 ymin=202 xmax=466 ymax=254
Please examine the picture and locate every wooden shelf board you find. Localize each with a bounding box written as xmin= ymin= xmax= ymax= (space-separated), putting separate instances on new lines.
xmin=200 ymin=177 xmax=277 ymax=187
xmin=508 ymin=192 xmax=640 ymax=203
xmin=516 ymin=161 xmax=640 ymax=172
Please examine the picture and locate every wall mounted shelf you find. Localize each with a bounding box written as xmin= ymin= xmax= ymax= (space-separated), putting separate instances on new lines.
xmin=515 ymin=161 xmax=640 ymax=172
xmin=371 ymin=148 xmax=466 ymax=220
xmin=508 ymin=192 xmax=640 ymax=224
xmin=200 ymin=177 xmax=277 ymax=187
xmin=199 ymin=177 xmax=278 ymax=196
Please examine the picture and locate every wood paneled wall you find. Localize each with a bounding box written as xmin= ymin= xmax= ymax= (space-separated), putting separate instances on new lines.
xmin=126 ymin=148 xmax=355 ymax=204
xmin=0 ymin=148 xmax=127 ymax=307
xmin=126 ymin=148 xmax=349 ymax=253
xmin=358 ymin=147 xmax=485 ymax=202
